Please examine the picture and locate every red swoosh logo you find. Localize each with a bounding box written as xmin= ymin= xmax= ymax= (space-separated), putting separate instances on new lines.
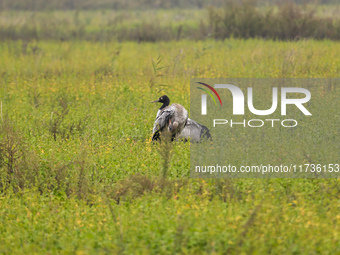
xmin=197 ymin=82 xmax=222 ymax=106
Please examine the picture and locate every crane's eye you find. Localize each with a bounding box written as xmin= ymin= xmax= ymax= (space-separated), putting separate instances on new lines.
xmin=160 ymin=97 xmax=163 ymax=100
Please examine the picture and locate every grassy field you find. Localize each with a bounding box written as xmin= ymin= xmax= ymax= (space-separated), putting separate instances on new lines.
xmin=0 ymin=38 xmax=340 ymax=254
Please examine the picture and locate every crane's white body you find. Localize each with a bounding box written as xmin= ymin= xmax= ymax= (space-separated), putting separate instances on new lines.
xmin=152 ymin=103 xmax=188 ymax=140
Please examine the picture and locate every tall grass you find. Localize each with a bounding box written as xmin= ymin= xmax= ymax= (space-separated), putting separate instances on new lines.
xmin=1 ymin=3 xmax=340 ymax=41
xmin=1 ymin=0 xmax=339 ymax=10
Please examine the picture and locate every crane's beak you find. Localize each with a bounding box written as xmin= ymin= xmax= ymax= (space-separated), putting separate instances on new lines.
xmin=151 ymin=99 xmax=159 ymax=103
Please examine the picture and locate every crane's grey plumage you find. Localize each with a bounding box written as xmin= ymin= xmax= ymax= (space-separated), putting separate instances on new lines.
xmin=178 ymin=118 xmax=212 ymax=142
xmin=151 ymin=95 xmax=188 ymax=141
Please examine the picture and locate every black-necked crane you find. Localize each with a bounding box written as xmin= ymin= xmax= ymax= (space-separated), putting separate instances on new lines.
xmin=151 ymin=95 xmax=188 ymax=141
xmin=178 ymin=118 xmax=212 ymax=142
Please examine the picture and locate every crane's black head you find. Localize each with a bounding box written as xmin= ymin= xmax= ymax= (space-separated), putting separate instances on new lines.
xmin=151 ymin=95 xmax=170 ymax=109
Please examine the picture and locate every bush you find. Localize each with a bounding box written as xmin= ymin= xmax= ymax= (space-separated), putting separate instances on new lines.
xmin=207 ymin=0 xmax=340 ymax=40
